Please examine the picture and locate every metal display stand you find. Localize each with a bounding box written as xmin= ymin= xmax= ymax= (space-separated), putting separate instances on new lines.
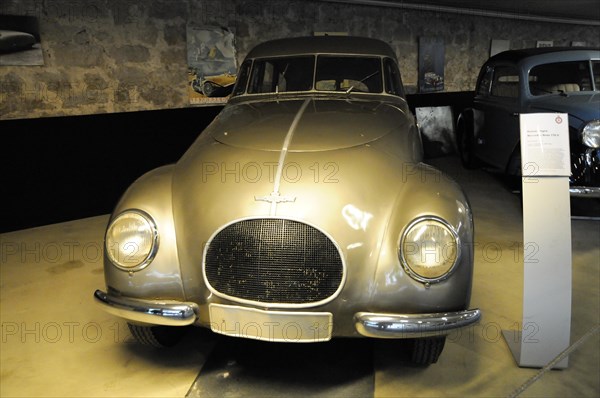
xmin=502 ymin=113 xmax=572 ymax=369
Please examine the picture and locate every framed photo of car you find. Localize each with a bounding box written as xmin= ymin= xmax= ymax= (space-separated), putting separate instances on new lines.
xmin=187 ymin=25 xmax=237 ymax=105
xmin=418 ymin=36 xmax=445 ymax=93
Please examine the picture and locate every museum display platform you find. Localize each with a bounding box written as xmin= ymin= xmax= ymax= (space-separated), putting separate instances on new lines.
xmin=1 ymin=156 xmax=598 ymax=397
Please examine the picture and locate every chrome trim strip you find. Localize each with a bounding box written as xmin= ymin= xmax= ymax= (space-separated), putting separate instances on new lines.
xmin=569 ymin=186 xmax=600 ymax=198
xmin=93 ymin=290 xmax=198 ymax=326
xmin=354 ymin=309 xmax=481 ymax=338
xmin=202 ymin=216 xmax=347 ymax=309
xmin=268 ymin=98 xmax=311 ymax=216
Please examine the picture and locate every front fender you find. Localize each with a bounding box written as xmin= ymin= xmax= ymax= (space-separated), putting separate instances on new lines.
xmin=103 ymin=165 xmax=185 ymax=301
xmin=370 ymin=162 xmax=474 ymax=313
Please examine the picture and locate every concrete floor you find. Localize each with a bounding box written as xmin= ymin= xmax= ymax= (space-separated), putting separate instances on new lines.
xmin=1 ymin=156 xmax=598 ymax=397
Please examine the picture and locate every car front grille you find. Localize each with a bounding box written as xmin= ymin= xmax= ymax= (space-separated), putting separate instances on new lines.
xmin=204 ymin=218 xmax=344 ymax=305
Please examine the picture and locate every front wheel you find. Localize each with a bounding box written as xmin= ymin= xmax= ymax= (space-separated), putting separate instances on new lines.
xmin=202 ymin=81 xmax=217 ymax=97
xmin=411 ymin=336 xmax=446 ymax=365
xmin=127 ymin=323 xmax=188 ymax=347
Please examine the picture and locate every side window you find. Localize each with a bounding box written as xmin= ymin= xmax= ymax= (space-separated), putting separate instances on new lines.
xmin=232 ymin=60 xmax=251 ymax=96
xmin=476 ymin=66 xmax=493 ymax=96
xmin=384 ymin=58 xmax=405 ymax=97
xmin=490 ymin=66 xmax=520 ymax=98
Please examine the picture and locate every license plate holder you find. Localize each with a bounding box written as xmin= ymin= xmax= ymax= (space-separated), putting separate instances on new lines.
xmin=209 ymin=304 xmax=333 ymax=342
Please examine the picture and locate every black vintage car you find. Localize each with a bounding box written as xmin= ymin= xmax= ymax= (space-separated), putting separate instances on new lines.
xmin=457 ymin=47 xmax=600 ymax=197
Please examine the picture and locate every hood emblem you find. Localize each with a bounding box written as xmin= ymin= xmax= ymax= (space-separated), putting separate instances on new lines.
xmin=255 ymin=191 xmax=296 ymax=216
xmin=254 ymin=191 xmax=296 ymax=204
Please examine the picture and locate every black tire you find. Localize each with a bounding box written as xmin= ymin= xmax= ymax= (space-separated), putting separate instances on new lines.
xmin=457 ymin=113 xmax=479 ymax=169
xmin=411 ymin=336 xmax=446 ymax=366
xmin=506 ymin=147 xmax=523 ymax=194
xmin=202 ymin=81 xmax=216 ymax=97
xmin=127 ymin=323 xmax=188 ymax=348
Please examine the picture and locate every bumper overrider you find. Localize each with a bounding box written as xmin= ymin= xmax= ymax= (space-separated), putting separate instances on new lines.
xmin=354 ymin=310 xmax=481 ymax=338
xmin=94 ymin=290 xmax=481 ymax=337
xmin=94 ymin=290 xmax=199 ymax=327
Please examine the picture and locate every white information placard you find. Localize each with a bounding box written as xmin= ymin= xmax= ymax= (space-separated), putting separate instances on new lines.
xmin=503 ymin=113 xmax=572 ymax=369
xmin=519 ymin=113 xmax=570 ymax=177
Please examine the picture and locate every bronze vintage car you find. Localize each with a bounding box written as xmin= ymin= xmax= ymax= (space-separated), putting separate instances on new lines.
xmin=94 ymin=36 xmax=480 ymax=365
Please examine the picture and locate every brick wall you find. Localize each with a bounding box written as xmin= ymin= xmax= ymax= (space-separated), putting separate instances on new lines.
xmin=1 ymin=0 xmax=597 ymax=120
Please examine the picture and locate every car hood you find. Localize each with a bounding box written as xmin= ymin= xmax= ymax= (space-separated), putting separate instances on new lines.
xmin=529 ymin=92 xmax=600 ymax=123
xmin=172 ymin=97 xmax=420 ymax=236
xmin=206 ymin=97 xmax=409 ymax=151
xmin=170 ymin=96 xmax=438 ymax=305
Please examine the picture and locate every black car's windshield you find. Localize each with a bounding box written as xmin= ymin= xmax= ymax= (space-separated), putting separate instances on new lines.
xmin=241 ymin=55 xmax=385 ymax=95
xmin=529 ymin=60 xmax=599 ymax=96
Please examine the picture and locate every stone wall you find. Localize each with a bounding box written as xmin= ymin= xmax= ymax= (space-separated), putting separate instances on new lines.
xmin=1 ymin=0 xmax=598 ymax=120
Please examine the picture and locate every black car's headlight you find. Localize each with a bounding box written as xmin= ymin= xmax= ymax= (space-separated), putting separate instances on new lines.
xmin=399 ymin=217 xmax=460 ymax=283
xmin=105 ymin=210 xmax=159 ymax=271
xmin=581 ymin=120 xmax=600 ymax=148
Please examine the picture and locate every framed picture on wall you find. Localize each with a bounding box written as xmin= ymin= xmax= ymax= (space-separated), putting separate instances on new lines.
xmin=187 ymin=26 xmax=237 ymax=105
xmin=536 ymin=40 xmax=554 ymax=48
xmin=490 ymin=39 xmax=510 ymax=57
xmin=418 ymin=37 xmax=445 ymax=93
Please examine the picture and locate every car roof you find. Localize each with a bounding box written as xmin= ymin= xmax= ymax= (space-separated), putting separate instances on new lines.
xmin=488 ymin=47 xmax=600 ymax=64
xmin=245 ymin=36 xmax=397 ymax=60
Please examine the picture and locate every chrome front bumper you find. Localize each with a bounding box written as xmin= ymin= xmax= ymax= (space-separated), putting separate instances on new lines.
xmin=93 ymin=290 xmax=199 ymax=326
xmin=570 ymin=186 xmax=600 ymax=198
xmin=354 ymin=309 xmax=481 ymax=338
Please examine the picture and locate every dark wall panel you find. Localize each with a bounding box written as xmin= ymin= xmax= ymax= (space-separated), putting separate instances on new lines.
xmin=1 ymin=106 xmax=222 ymax=233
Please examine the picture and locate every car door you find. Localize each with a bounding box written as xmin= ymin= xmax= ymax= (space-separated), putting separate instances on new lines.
xmin=473 ymin=64 xmax=522 ymax=171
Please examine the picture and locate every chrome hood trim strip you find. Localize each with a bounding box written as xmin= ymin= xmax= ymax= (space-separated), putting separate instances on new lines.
xmin=254 ymin=98 xmax=311 ymax=216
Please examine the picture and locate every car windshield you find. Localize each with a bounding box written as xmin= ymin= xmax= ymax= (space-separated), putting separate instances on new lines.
xmin=247 ymin=56 xmax=315 ymax=94
xmin=529 ymin=60 xmax=599 ymax=96
xmin=241 ymin=55 xmax=385 ymax=95
xmin=315 ymin=56 xmax=383 ymax=93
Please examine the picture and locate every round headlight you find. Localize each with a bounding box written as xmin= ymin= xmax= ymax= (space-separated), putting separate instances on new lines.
xmin=581 ymin=120 xmax=600 ymax=148
xmin=105 ymin=210 xmax=158 ymax=271
xmin=399 ymin=217 xmax=460 ymax=283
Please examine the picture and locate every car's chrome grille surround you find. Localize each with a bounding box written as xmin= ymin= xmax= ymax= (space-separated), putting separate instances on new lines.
xmin=203 ymin=218 xmax=346 ymax=308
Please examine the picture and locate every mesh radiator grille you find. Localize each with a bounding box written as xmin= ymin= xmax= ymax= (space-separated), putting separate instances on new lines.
xmin=204 ymin=219 xmax=343 ymax=304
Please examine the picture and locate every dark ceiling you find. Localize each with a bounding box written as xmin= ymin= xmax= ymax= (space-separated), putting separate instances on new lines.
xmin=329 ymin=0 xmax=600 ymax=24
xmin=414 ymin=0 xmax=600 ymax=22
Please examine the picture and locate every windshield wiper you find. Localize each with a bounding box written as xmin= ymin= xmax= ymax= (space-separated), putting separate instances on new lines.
xmin=346 ymin=70 xmax=380 ymax=94
xmin=275 ymin=63 xmax=290 ymax=94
